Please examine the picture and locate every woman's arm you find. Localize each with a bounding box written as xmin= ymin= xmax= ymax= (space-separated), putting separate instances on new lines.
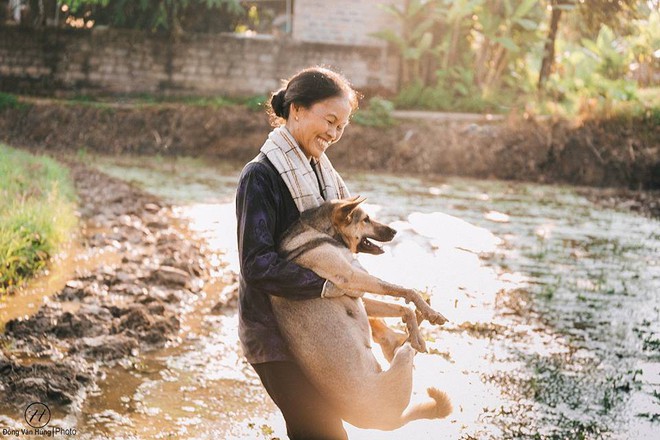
xmin=236 ymin=162 xmax=325 ymax=300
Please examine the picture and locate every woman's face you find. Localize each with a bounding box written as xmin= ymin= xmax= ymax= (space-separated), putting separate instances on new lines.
xmin=289 ymin=95 xmax=352 ymax=159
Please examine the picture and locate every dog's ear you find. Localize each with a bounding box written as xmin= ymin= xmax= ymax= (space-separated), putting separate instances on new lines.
xmin=335 ymin=195 xmax=366 ymax=223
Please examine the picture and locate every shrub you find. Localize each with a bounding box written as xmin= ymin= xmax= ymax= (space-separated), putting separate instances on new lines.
xmin=244 ymin=94 xmax=268 ymax=112
xmin=0 ymin=93 xmax=19 ymax=111
xmin=352 ymin=97 xmax=396 ymax=127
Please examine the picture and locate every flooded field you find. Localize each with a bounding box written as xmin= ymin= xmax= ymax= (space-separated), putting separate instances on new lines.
xmin=2 ymin=154 xmax=658 ymax=439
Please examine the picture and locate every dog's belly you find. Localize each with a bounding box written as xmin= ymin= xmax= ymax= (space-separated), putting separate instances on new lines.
xmin=270 ymin=295 xmax=381 ymax=389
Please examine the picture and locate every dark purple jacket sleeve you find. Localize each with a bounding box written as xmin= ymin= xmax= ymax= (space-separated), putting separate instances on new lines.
xmin=236 ymin=162 xmax=325 ymax=300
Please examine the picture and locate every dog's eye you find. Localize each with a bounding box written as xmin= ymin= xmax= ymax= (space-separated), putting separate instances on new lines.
xmin=364 ymin=216 xmax=370 ymax=223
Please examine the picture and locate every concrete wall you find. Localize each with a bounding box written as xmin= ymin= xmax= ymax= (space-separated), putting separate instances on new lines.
xmin=0 ymin=26 xmax=398 ymax=97
xmin=293 ymin=0 xmax=401 ymax=47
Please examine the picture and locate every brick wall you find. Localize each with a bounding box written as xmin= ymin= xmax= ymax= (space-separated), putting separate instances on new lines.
xmin=293 ymin=0 xmax=402 ymax=47
xmin=0 ymin=26 xmax=398 ymax=97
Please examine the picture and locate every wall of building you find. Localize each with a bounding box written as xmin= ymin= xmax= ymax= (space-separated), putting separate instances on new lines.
xmin=292 ymin=0 xmax=401 ymax=47
xmin=0 ymin=26 xmax=398 ymax=97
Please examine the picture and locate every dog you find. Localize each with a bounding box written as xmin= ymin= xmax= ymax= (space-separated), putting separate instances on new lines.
xmin=270 ymin=196 xmax=452 ymax=430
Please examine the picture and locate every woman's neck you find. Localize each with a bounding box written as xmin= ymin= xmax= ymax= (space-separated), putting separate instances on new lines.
xmin=282 ymin=124 xmax=312 ymax=160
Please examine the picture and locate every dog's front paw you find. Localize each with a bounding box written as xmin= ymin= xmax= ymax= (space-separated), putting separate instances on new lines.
xmin=408 ymin=332 xmax=427 ymax=353
xmin=410 ymin=292 xmax=448 ymax=326
xmin=405 ymin=321 xmax=427 ymax=353
xmin=425 ymin=310 xmax=448 ymax=326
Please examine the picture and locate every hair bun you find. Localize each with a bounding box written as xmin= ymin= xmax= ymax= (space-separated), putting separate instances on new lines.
xmin=271 ymin=89 xmax=287 ymax=118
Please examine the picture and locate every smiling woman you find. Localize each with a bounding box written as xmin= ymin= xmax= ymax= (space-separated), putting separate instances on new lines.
xmin=235 ymin=66 xmax=360 ymax=440
xmin=0 ymin=145 xmax=77 ymax=294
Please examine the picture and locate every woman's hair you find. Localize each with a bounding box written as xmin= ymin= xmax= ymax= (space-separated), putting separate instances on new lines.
xmin=267 ymin=67 xmax=360 ymax=125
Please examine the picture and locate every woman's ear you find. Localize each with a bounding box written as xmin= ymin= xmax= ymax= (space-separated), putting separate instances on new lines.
xmin=290 ymin=104 xmax=299 ymax=121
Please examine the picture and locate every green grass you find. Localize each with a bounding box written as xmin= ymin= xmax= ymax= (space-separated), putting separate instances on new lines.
xmin=62 ymin=93 xmax=269 ymax=111
xmin=0 ymin=145 xmax=77 ymax=293
xmin=0 ymin=92 xmax=30 ymax=112
xmin=0 ymin=92 xmax=19 ymax=111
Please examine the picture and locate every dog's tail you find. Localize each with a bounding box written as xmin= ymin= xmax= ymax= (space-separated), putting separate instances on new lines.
xmin=401 ymin=387 xmax=452 ymax=425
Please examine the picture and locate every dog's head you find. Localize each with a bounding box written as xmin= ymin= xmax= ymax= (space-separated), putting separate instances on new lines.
xmin=331 ymin=196 xmax=397 ymax=255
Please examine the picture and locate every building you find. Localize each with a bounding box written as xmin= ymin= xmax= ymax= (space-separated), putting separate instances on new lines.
xmin=292 ymin=0 xmax=401 ymax=47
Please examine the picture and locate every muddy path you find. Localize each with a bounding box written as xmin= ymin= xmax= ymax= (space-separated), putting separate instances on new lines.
xmin=0 ymin=161 xmax=226 ymax=428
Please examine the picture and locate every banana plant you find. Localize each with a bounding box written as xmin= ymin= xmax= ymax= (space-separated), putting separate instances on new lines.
xmin=372 ymin=0 xmax=440 ymax=87
xmin=581 ymin=25 xmax=629 ymax=80
xmin=547 ymin=24 xmax=638 ymax=109
xmin=432 ymin=0 xmax=482 ymax=71
xmin=472 ymin=0 xmax=543 ymax=94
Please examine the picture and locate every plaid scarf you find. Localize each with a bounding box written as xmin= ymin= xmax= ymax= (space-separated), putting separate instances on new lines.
xmin=260 ymin=126 xmax=350 ymax=212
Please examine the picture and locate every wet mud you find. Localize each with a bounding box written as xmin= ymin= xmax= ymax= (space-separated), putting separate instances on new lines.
xmin=0 ymin=162 xmax=212 ymax=413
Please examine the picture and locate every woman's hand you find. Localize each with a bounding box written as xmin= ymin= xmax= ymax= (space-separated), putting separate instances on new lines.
xmin=321 ymin=281 xmax=364 ymax=299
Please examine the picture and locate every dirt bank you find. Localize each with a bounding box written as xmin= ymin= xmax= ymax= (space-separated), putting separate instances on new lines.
xmin=1 ymin=99 xmax=658 ymax=191
xmin=0 ymin=161 xmax=216 ymax=411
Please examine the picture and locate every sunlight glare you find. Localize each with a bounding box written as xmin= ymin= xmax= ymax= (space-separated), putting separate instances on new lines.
xmin=408 ymin=211 xmax=502 ymax=253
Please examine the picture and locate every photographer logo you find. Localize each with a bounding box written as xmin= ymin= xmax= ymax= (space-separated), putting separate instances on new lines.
xmin=24 ymin=402 xmax=51 ymax=429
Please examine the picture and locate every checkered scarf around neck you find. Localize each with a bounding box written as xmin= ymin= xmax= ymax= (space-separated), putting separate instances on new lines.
xmin=260 ymin=125 xmax=350 ymax=212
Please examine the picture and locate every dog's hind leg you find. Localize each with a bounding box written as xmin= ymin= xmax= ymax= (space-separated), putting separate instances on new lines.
xmin=363 ymin=300 xmax=452 ymax=428
xmin=400 ymin=388 xmax=453 ymax=425
xmin=363 ymin=297 xmax=426 ymax=355
xmin=369 ymin=318 xmax=407 ymax=362
xmin=352 ymin=344 xmax=452 ymax=430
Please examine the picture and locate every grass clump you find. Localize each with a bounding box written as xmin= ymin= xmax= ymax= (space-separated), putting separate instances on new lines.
xmin=0 ymin=145 xmax=77 ymax=294
xmin=0 ymin=93 xmax=19 ymax=111
xmin=353 ymin=97 xmax=396 ymax=127
xmin=0 ymin=92 xmax=30 ymax=112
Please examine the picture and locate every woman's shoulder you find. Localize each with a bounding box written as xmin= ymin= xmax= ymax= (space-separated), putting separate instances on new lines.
xmin=239 ymin=154 xmax=279 ymax=182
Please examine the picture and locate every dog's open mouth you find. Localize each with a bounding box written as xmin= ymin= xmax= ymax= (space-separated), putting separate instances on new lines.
xmin=358 ymin=237 xmax=385 ymax=255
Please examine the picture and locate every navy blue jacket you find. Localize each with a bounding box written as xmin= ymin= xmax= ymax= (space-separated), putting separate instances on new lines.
xmin=235 ymin=153 xmax=326 ymax=364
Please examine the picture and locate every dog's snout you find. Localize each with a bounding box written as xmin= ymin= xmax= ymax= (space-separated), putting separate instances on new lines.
xmin=386 ymin=226 xmax=397 ymax=240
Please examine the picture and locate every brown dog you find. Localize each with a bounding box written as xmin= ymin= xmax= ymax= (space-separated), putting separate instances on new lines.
xmin=271 ymin=196 xmax=451 ymax=430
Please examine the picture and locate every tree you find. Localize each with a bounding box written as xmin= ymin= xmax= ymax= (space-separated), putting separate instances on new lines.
xmin=59 ymin=0 xmax=243 ymax=34
xmin=537 ymin=0 xmax=642 ymax=92
xmin=537 ymin=0 xmax=573 ymax=91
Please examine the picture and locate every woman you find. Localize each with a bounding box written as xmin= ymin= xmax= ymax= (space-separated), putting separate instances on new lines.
xmin=235 ymin=67 xmax=359 ymax=440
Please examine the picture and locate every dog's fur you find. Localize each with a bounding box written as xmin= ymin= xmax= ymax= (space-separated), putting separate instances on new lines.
xmin=270 ymin=196 xmax=452 ymax=430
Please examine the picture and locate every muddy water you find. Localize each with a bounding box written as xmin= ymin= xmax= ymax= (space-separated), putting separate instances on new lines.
xmin=91 ymin=156 xmax=660 ymax=439
xmin=5 ymin=154 xmax=659 ymax=439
